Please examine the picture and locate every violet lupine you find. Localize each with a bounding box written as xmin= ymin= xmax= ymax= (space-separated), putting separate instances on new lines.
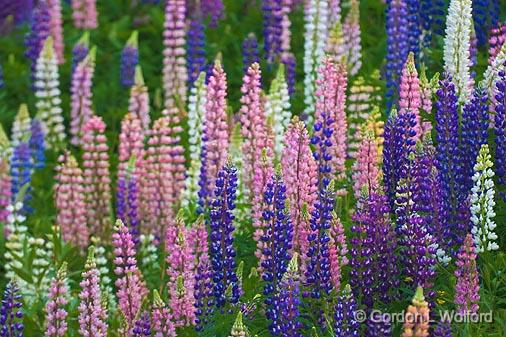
xmin=72 ymin=0 xmax=98 ymax=29
xmin=116 ymin=160 xmax=141 ymax=246
xmin=260 ymin=175 xmax=293 ymax=335
xmin=349 ymin=193 xmax=399 ymax=309
xmin=44 ymin=263 xmax=68 ymax=337
xmin=71 ymin=33 xmax=89 ymax=74
xmin=401 ymin=286 xmax=430 ymax=337
xmin=165 ymin=216 xmax=196 ymax=327
xmin=488 ymin=23 xmax=506 ymax=65
xmin=54 ymin=153 xmax=89 ymax=249
xmin=11 ymin=104 xmax=31 ymax=148
xmin=209 ymin=164 xmax=241 ymax=307
xmin=120 ymin=31 xmax=139 ymax=87
xmin=187 ymin=16 xmax=206 ymax=87
xmin=281 ymin=117 xmax=317 ymax=271
xmin=398 ymin=52 xmax=422 ymax=138
xmin=263 ymin=0 xmax=283 ymax=63
xmin=454 ymin=234 xmax=480 ymax=316
xmin=352 ymin=127 xmax=380 ymax=200
xmin=129 ymin=66 xmax=150 ymax=131
xmin=494 ymin=66 xmax=506 ymax=201
xmin=242 ymin=33 xmax=260 ymax=74
xmin=281 ymin=53 xmax=296 ymax=96
xmin=193 ymin=217 xmax=213 ymax=330
xmin=328 ymin=213 xmax=348 ymax=291
xmin=78 ymin=247 xmax=108 ymax=337
xmin=70 ymin=47 xmax=96 ymax=146
xmin=29 ymin=119 xmax=45 ymax=169
xmin=473 ymin=0 xmax=499 ymax=46
xmin=385 ymin=0 xmax=409 ymax=109
xmin=25 ymin=0 xmax=50 ymax=81
xmin=433 ymin=322 xmax=453 ymax=337
xmin=333 ymin=285 xmax=360 ymax=337
xmin=10 ymin=142 xmax=33 ymax=214
xmin=162 ymin=0 xmax=187 ymax=112
xmin=82 ymin=116 xmax=112 ymax=241
xmin=34 ymin=37 xmax=66 ymax=149
xmin=112 ymin=220 xmax=148 ymax=335
xmin=0 ymin=280 xmax=24 ymax=337
xmin=406 ymin=0 xmax=422 ymax=58
xmin=47 ymin=0 xmax=64 ymax=64
xmin=201 ymin=0 xmax=224 ymax=28
xmin=132 ymin=312 xmax=151 ymax=337
xmin=199 ymin=61 xmax=229 ymax=207
xmin=151 ymin=291 xmax=177 ymax=337
xmin=342 ymin=0 xmax=362 ymax=76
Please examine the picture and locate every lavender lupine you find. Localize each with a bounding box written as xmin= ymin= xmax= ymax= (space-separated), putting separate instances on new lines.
xmin=385 ymin=0 xmax=409 ymax=109
xmin=242 ymin=33 xmax=260 ymax=73
xmin=187 ymin=16 xmax=206 ymax=87
xmin=71 ymin=33 xmax=89 ymax=74
xmin=209 ymin=164 xmax=241 ymax=307
xmin=72 ymin=0 xmax=98 ymax=29
xmin=263 ymin=0 xmax=283 ymax=63
xmin=44 ymin=263 xmax=68 ymax=337
xmin=151 ymin=291 xmax=177 ymax=337
xmin=193 ymin=217 xmax=213 ymax=330
xmin=78 ymin=247 xmax=108 ymax=337
xmin=201 ymin=0 xmax=224 ymax=28
xmin=120 ymin=31 xmax=139 ymax=87
xmin=116 ymin=160 xmax=141 ymax=245
xmin=494 ymin=66 xmax=506 ymax=200
xmin=454 ymin=234 xmax=480 ymax=316
xmin=29 ymin=119 xmax=45 ymax=169
xmin=25 ymin=0 xmax=50 ymax=81
xmin=342 ymin=0 xmax=361 ymax=76
xmin=0 ymin=280 xmax=24 ymax=337
xmin=333 ymin=285 xmax=360 ymax=337
xmin=10 ymin=142 xmax=33 ymax=214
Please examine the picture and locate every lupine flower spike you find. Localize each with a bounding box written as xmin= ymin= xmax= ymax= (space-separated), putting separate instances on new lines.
xmin=263 ymin=0 xmax=283 ymax=63
xmin=120 ymin=31 xmax=139 ymax=87
xmin=494 ymin=65 xmax=506 ymax=201
xmin=342 ymin=0 xmax=362 ymax=75
xmin=72 ymin=0 xmax=98 ymax=29
xmin=401 ymin=286 xmax=430 ymax=337
xmin=488 ymin=23 xmax=506 ymax=65
xmin=187 ymin=15 xmax=206 ymax=87
xmin=242 ymin=33 xmax=260 ymax=73
xmin=351 ymin=126 xmax=380 ymax=200
xmin=10 ymin=142 xmax=33 ymax=214
xmin=329 ymin=213 xmax=348 ymax=290
xmin=11 ymin=104 xmax=31 ymax=148
xmin=454 ymin=234 xmax=480 ymax=316
xmin=399 ymin=52 xmax=422 ymax=138
xmin=152 ymin=291 xmax=177 ymax=337
xmin=193 ymin=216 xmax=213 ymax=330
xmin=25 ymin=0 xmax=50 ymax=81
xmin=71 ymin=32 xmax=90 ymax=74
xmin=229 ymin=312 xmax=248 ymax=337
xmin=201 ymin=0 xmax=224 ymax=28
xmin=0 ymin=127 xmax=11 ymax=223
xmin=266 ymin=64 xmax=291 ymax=157
xmin=129 ymin=66 xmax=150 ymax=131
xmin=0 ymin=280 xmax=24 ymax=337
xmin=334 ymin=285 xmax=360 ymax=337
xmin=47 ymin=0 xmax=64 ymax=64
xmin=29 ymin=119 xmax=45 ymax=170
xmin=44 ymin=263 xmax=68 ymax=337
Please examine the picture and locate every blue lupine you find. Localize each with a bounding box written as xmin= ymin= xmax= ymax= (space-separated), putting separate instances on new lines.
xmin=10 ymin=142 xmax=33 ymax=214
xmin=116 ymin=173 xmax=140 ymax=246
xmin=282 ymin=53 xmax=296 ymax=96
xmin=0 ymin=281 xmax=24 ymax=337
xmin=209 ymin=164 xmax=241 ymax=307
xmin=276 ymin=255 xmax=303 ymax=337
xmin=242 ymin=33 xmax=260 ymax=74
xmin=120 ymin=32 xmax=139 ymax=87
xmin=385 ymin=0 xmax=409 ymax=110
xmin=260 ymin=175 xmax=293 ymax=335
xmin=494 ymin=66 xmax=506 ymax=201
xmin=132 ymin=312 xmax=151 ymax=337
xmin=406 ymin=0 xmax=422 ymax=58
xmin=0 ymin=0 xmax=33 ymax=24
xmin=187 ymin=16 xmax=207 ymax=88
xmin=29 ymin=119 xmax=45 ymax=169
xmin=71 ymin=33 xmax=90 ymax=75
xmin=334 ymin=285 xmax=360 ymax=337
xmin=433 ymin=321 xmax=453 ymax=337
xmin=24 ymin=0 xmax=50 ymax=82
xmin=473 ymin=0 xmax=500 ymax=46
xmin=420 ymin=0 xmax=446 ymax=47
xmin=262 ymin=0 xmax=283 ymax=63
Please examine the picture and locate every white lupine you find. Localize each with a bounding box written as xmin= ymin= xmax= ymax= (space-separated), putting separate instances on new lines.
xmin=265 ymin=65 xmax=291 ymax=158
xmin=303 ymin=0 xmax=328 ymax=124
xmin=470 ymin=145 xmax=498 ymax=253
xmin=4 ymin=202 xmax=27 ymax=280
xmin=481 ymin=42 xmax=506 ymax=99
xmin=11 ymin=104 xmax=32 ymax=147
xmin=443 ymin=0 xmax=473 ymax=102
xmin=26 ymin=236 xmax=52 ymax=300
xmin=34 ymin=37 xmax=66 ymax=148
xmin=139 ymin=234 xmax=159 ymax=270
xmin=94 ymin=245 xmax=117 ymax=311
xmin=182 ymin=72 xmax=207 ymax=206
xmin=0 ymin=123 xmax=10 ymax=159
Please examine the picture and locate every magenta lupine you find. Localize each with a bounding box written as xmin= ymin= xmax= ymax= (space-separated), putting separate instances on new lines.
xmin=165 ymin=216 xmax=196 ymax=327
xmin=315 ymin=57 xmax=348 ymax=179
xmin=201 ymin=61 xmax=229 ymax=200
xmin=152 ymin=291 xmax=177 ymax=337
xmin=352 ymin=128 xmax=380 ymax=200
xmin=54 ymin=153 xmax=89 ymax=249
xmin=281 ymin=116 xmax=317 ymax=271
xmin=118 ymin=113 xmax=145 ymax=181
xmin=78 ymin=247 xmax=108 ymax=337
xmin=162 ymin=0 xmax=187 ymax=112
xmin=44 ymin=263 xmax=68 ymax=337
xmin=82 ymin=116 xmax=112 ymax=241
xmin=399 ymin=52 xmax=422 ymax=139
xmin=488 ymin=23 xmax=506 ymax=65
xmin=47 ymin=0 xmax=64 ymax=64
xmin=454 ymin=234 xmax=480 ymax=316
xmin=128 ymin=66 xmax=150 ymax=131
xmin=72 ymin=0 xmax=98 ymax=29
xmin=70 ymin=47 xmax=96 ymax=146
xmin=112 ymin=220 xmax=148 ymax=335
xmin=329 ymin=213 xmax=348 ymax=291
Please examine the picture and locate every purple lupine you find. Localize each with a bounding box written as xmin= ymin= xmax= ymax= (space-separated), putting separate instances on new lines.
xmin=193 ymin=218 xmax=213 ymax=331
xmin=433 ymin=322 xmax=453 ymax=337
xmin=349 ymin=193 xmax=399 ymax=310
xmin=473 ymin=0 xmax=500 ymax=46
xmin=0 ymin=281 xmax=24 ymax=337
xmin=435 ymin=73 xmax=468 ymax=248
xmin=29 ymin=119 xmax=45 ymax=170
xmin=209 ymin=164 xmax=241 ymax=307
xmin=201 ymin=0 xmax=224 ymax=28
xmin=494 ymin=66 xmax=506 ymax=201
xmin=262 ymin=0 xmax=283 ymax=63
xmin=461 ymin=88 xmax=489 ymax=196
xmin=420 ymin=0 xmax=445 ymax=47
xmin=333 ymin=285 xmax=360 ymax=337
xmin=276 ymin=254 xmax=303 ymax=337
xmin=242 ymin=33 xmax=260 ymax=74
xmin=132 ymin=312 xmax=151 ymax=337
xmin=120 ymin=31 xmax=139 ymax=87
xmin=260 ymin=175 xmax=293 ymax=335
xmin=10 ymin=142 xmax=33 ymax=214
xmin=0 ymin=0 xmax=33 ymax=24
xmin=281 ymin=53 xmax=296 ymax=96
xmin=116 ymin=164 xmax=140 ymax=246
xmin=25 ymin=0 xmax=50 ymax=82
xmin=385 ymin=0 xmax=409 ymax=109
xmin=406 ymin=0 xmax=422 ymax=58
xmin=71 ymin=33 xmax=90 ymax=74
xmin=187 ymin=16 xmax=207 ymax=87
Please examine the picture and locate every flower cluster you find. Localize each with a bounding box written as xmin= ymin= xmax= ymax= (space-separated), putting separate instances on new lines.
xmin=399 ymin=52 xmax=422 ymax=138
xmin=187 ymin=16 xmax=206 ymax=87
xmin=128 ymin=66 xmax=151 ymax=131
xmin=263 ymin=0 xmax=283 ymax=63
xmin=201 ymin=0 xmax=224 ymax=28
xmin=494 ymin=67 xmax=506 ymax=201
xmin=47 ymin=0 xmax=64 ymax=64
xmin=193 ymin=217 xmax=213 ymax=330
xmin=151 ymin=291 xmax=176 ymax=337
xmin=120 ymin=31 xmax=139 ymax=87
xmin=11 ymin=104 xmax=31 ymax=148
xmin=352 ymin=127 xmax=380 ymax=200
xmin=334 ymin=285 xmax=360 ymax=337
xmin=44 ymin=263 xmax=68 ymax=337
xmin=25 ymin=0 xmax=50 ymax=81
xmin=455 ymin=234 xmax=480 ymax=315
xmin=0 ymin=280 xmax=24 ymax=337
xmin=10 ymin=142 xmax=33 ymax=214
xmin=29 ymin=119 xmax=45 ymax=169
xmin=342 ymin=0 xmax=362 ymax=76
xmin=71 ymin=33 xmax=90 ymax=74
xmin=488 ymin=22 xmax=506 ymax=65
xmin=242 ymin=33 xmax=260 ymax=73
xmin=72 ymin=0 xmax=98 ymax=29
xmin=473 ymin=0 xmax=499 ymax=46
xmin=401 ymin=287 xmax=430 ymax=337
xmin=266 ymin=65 xmax=291 ymax=157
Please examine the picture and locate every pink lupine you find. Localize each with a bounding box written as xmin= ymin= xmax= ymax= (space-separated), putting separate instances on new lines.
xmin=152 ymin=290 xmax=177 ymax=337
xmin=165 ymin=216 xmax=196 ymax=327
xmin=399 ymin=52 xmax=422 ymax=139
xmin=419 ymin=68 xmax=433 ymax=136
xmin=342 ymin=0 xmax=361 ymax=75
xmin=72 ymin=0 xmax=98 ymax=29
xmin=47 ymin=0 xmax=64 ymax=64
xmin=144 ymin=116 xmax=185 ymax=238
xmin=315 ymin=57 xmax=347 ymax=179
xmin=202 ymin=61 xmax=229 ymax=198
xmin=454 ymin=234 xmax=480 ymax=316
xmin=54 ymin=153 xmax=89 ymax=248
xmin=329 ymin=213 xmax=348 ymax=291
xmin=78 ymin=247 xmax=108 ymax=337
xmin=112 ymin=220 xmax=148 ymax=335
xmin=488 ymin=23 xmax=506 ymax=65
xmin=328 ymin=0 xmax=341 ymax=25
xmin=82 ymin=116 xmax=112 ymax=241
xmin=162 ymin=0 xmax=187 ymax=112
xmin=118 ymin=113 xmax=145 ymax=180
xmin=351 ymin=128 xmax=380 ymax=199
xmin=45 ymin=263 xmax=68 ymax=337
xmin=281 ymin=116 xmax=317 ymax=270
xmin=128 ymin=66 xmax=150 ymax=131
xmin=0 ymin=159 xmax=11 ymax=224
xmin=70 ymin=47 xmax=95 ymax=146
